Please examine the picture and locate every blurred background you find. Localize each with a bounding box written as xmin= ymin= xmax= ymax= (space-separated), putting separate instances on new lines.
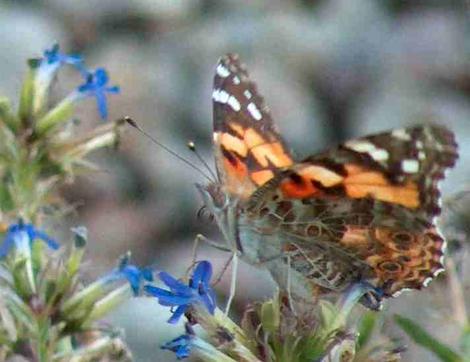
xmin=0 ymin=0 xmax=469 ymax=360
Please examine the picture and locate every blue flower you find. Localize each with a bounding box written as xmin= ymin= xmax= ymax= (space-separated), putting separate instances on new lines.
xmin=36 ymin=44 xmax=84 ymax=87
xmin=103 ymin=255 xmax=153 ymax=296
xmin=0 ymin=221 xmax=59 ymax=258
xmin=77 ymin=68 xmax=120 ymax=119
xmin=162 ymin=334 xmax=193 ymax=360
xmin=42 ymin=44 xmax=83 ymax=69
xmin=145 ymin=261 xmax=216 ymax=324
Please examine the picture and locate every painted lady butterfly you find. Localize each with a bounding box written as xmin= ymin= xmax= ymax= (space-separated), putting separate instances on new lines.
xmin=197 ymin=54 xmax=458 ymax=308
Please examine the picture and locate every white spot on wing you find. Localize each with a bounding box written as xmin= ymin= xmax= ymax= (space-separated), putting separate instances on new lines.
xmin=370 ymin=148 xmax=389 ymax=161
xmin=212 ymin=89 xmax=229 ymax=103
xmin=247 ymin=102 xmax=262 ymax=120
xmin=392 ymin=288 xmax=412 ymax=297
xmin=216 ymin=64 xmax=230 ymax=78
xmin=233 ymin=76 xmax=240 ymax=84
xmin=244 ymin=90 xmax=252 ymax=99
xmin=401 ymin=159 xmax=419 ymax=173
xmin=344 ymin=140 xmax=376 ymax=153
xmin=227 ymin=95 xmax=241 ymax=111
xmin=422 ymin=277 xmax=433 ymax=287
xmin=418 ymin=151 xmax=426 ymax=160
xmin=416 ymin=140 xmax=424 ymax=149
xmin=392 ymin=128 xmax=412 ymax=141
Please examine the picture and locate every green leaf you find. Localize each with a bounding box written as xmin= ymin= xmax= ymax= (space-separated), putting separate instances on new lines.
xmin=0 ymin=181 xmax=14 ymax=212
xmin=357 ymin=311 xmax=377 ymax=348
xmin=394 ymin=315 xmax=464 ymax=362
xmin=0 ymin=97 xmax=19 ymax=132
xmin=460 ymin=325 xmax=470 ymax=360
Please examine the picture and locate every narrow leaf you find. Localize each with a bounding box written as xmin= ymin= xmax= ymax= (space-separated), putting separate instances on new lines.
xmin=394 ymin=315 xmax=463 ymax=362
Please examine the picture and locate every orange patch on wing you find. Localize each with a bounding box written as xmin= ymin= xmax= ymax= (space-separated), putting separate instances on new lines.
xmin=251 ymin=142 xmax=293 ymax=168
xmin=244 ymin=128 xmax=265 ymax=148
xmin=222 ymin=154 xmax=255 ymax=198
xmin=344 ymin=164 xmax=419 ymax=209
xmin=220 ymin=132 xmax=247 ymax=157
xmin=251 ymin=169 xmax=274 ymax=185
xmin=280 ymin=176 xmax=319 ymax=199
xmin=298 ymin=165 xmax=344 ymax=187
xmin=341 ymin=226 xmax=369 ymax=248
xmin=223 ymin=155 xmax=248 ymax=180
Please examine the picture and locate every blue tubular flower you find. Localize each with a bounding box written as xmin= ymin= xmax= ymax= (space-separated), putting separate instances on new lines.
xmin=162 ymin=334 xmax=193 ymax=360
xmin=36 ymin=44 xmax=83 ymax=89
xmin=103 ymin=256 xmax=153 ymax=296
xmin=145 ymin=261 xmax=216 ymax=324
xmin=32 ymin=44 xmax=85 ymax=116
xmin=76 ymin=68 xmax=120 ymax=119
xmin=0 ymin=222 xmax=59 ymax=258
xmin=42 ymin=44 xmax=83 ymax=69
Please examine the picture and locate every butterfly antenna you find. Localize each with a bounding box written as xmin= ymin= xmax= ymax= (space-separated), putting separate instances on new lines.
xmin=124 ymin=117 xmax=213 ymax=182
xmin=187 ymin=141 xmax=217 ymax=181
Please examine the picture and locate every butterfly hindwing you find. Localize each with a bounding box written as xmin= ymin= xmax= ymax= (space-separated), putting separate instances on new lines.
xmin=212 ymin=54 xmax=293 ymax=199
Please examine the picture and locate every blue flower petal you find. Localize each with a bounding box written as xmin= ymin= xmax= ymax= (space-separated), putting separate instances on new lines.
xmin=106 ymin=86 xmax=120 ymax=94
xmin=33 ymin=229 xmax=59 ymax=250
xmin=76 ymin=68 xmax=119 ymax=120
xmin=96 ymin=91 xmax=107 ymax=119
xmin=189 ymin=260 xmax=212 ymax=289
xmin=120 ymin=265 xmax=142 ymax=295
xmin=43 ymin=44 xmax=82 ymax=67
xmin=146 ymin=261 xmax=216 ymax=324
xmin=168 ymin=304 xmax=188 ymax=324
xmin=141 ymin=267 xmax=154 ymax=282
xmin=159 ymin=272 xmax=193 ymax=296
xmin=144 ymin=285 xmax=193 ymax=306
xmin=95 ymin=68 xmax=108 ymax=85
xmin=162 ymin=334 xmax=192 ymax=359
xmin=0 ymin=222 xmax=58 ymax=258
xmin=100 ymin=261 xmax=152 ymax=296
xmin=200 ymin=291 xmax=216 ymax=314
xmin=0 ymin=233 xmax=15 ymax=258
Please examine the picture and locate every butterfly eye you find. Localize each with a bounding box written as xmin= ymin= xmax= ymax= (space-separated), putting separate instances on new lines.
xmin=197 ymin=206 xmax=214 ymax=223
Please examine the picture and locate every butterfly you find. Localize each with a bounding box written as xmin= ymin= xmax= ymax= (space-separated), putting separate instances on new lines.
xmin=196 ymin=53 xmax=458 ymax=309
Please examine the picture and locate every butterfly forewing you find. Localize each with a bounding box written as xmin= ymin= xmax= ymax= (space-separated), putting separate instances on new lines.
xmin=212 ymin=54 xmax=293 ymax=199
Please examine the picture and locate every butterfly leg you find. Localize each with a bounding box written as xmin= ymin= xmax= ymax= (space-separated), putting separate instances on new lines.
xmin=212 ymin=253 xmax=235 ymax=286
xmin=285 ymin=254 xmax=298 ymax=316
xmin=194 ymin=233 xmax=232 ymax=253
xmin=187 ymin=234 xmax=232 ymax=278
